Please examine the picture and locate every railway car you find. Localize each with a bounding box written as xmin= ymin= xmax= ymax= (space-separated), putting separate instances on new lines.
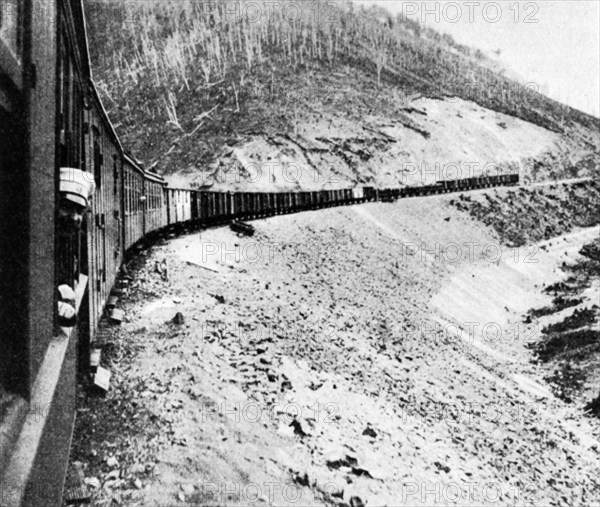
xmin=249 ymin=192 xmax=259 ymax=217
xmin=180 ymin=190 xmax=192 ymax=223
xmin=260 ymin=192 xmax=273 ymax=217
xmin=0 ymin=1 xmax=92 ymax=505
xmin=233 ymin=192 xmax=246 ymax=219
xmin=264 ymin=193 xmax=276 ymax=216
xmin=84 ymin=86 xmax=125 ymax=344
xmin=311 ymin=190 xmax=319 ymax=208
xmin=223 ymin=191 xmax=235 ymax=220
xmin=351 ymin=187 xmax=364 ymax=203
xmin=190 ymin=190 xmax=199 ymax=224
xmin=144 ymin=171 xmax=166 ymax=235
xmin=291 ymin=192 xmax=299 ymax=212
xmin=123 ymin=154 xmax=146 ymax=249
xmin=362 ymin=186 xmax=377 ymax=201
xmin=166 ymin=188 xmax=192 ymax=226
xmin=275 ymin=192 xmax=285 ymax=214
xmin=199 ymin=191 xmax=231 ymax=225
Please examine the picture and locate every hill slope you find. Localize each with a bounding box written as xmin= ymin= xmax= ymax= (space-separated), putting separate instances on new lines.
xmin=84 ymin=0 xmax=599 ymax=190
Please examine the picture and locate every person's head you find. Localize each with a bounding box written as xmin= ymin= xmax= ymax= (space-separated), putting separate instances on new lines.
xmin=58 ymin=196 xmax=87 ymax=232
xmin=58 ymin=168 xmax=95 ymax=234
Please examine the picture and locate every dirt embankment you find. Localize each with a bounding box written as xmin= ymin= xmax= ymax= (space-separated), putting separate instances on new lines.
xmin=451 ymin=179 xmax=600 ymax=417
xmin=451 ymin=179 xmax=600 ymax=247
xmin=69 ymin=184 xmax=600 ymax=507
xmin=527 ymin=238 xmax=600 ymax=413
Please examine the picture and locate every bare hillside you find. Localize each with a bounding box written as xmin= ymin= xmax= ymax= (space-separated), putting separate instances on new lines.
xmin=84 ymin=0 xmax=599 ymax=190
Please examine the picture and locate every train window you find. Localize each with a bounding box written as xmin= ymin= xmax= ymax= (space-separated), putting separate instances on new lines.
xmin=125 ymin=171 xmax=129 ymax=213
xmin=92 ymin=127 xmax=102 ymax=189
xmin=93 ymin=141 xmax=101 ymax=188
xmin=73 ymin=85 xmax=82 ymax=166
xmin=113 ymin=156 xmax=118 ymax=196
xmin=0 ymin=0 xmax=21 ymax=62
xmin=129 ymin=173 xmax=132 ymax=213
xmin=130 ymin=173 xmax=133 ymax=212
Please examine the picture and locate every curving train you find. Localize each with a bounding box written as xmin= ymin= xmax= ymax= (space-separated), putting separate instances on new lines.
xmin=0 ymin=1 xmax=517 ymax=505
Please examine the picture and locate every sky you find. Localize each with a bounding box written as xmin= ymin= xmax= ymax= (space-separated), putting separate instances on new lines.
xmin=356 ymin=0 xmax=600 ymax=117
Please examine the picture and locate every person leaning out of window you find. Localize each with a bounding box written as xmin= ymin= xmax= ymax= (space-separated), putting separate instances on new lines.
xmin=56 ymin=168 xmax=95 ymax=327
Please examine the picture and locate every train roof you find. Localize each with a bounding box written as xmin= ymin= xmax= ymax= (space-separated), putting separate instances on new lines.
xmin=145 ymin=170 xmax=166 ymax=184
xmin=70 ymin=0 xmax=92 ymax=79
xmin=87 ymin=81 xmax=124 ymax=153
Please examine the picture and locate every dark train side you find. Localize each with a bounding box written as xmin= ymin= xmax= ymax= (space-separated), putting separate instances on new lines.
xmin=0 ymin=1 xmax=518 ymax=505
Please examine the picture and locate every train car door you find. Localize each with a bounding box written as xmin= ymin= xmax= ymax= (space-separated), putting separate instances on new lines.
xmin=113 ymin=154 xmax=122 ymax=263
xmin=92 ymin=127 xmax=106 ymax=295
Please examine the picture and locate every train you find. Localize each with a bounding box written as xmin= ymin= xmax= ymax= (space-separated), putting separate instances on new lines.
xmin=0 ymin=1 xmax=518 ymax=505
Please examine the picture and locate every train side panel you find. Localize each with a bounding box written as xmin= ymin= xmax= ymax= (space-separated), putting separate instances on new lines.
xmin=123 ymin=156 xmax=145 ymax=249
xmin=85 ymin=91 xmax=124 ymax=337
xmin=144 ymin=173 xmax=166 ymax=235
xmin=0 ymin=1 xmax=87 ymax=505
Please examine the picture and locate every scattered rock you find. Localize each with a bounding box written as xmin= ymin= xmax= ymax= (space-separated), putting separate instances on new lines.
xmin=84 ymin=477 xmax=101 ymax=490
xmin=109 ymin=308 xmax=124 ymax=324
xmin=93 ymin=366 xmax=111 ymax=393
xmin=105 ymin=469 xmax=120 ymax=481
xmin=130 ymin=463 xmax=145 ymax=475
xmin=172 ymin=312 xmax=185 ymax=325
xmin=230 ymin=220 xmax=255 ymax=236
xmin=292 ymin=472 xmax=310 ymax=486
xmin=349 ymin=496 xmax=366 ymax=507
xmin=362 ymin=426 xmax=377 ymax=438
xmin=290 ymin=419 xmax=309 ymax=437
xmin=326 ymin=454 xmax=358 ymax=470
xmin=181 ymin=484 xmax=195 ymax=496
xmin=433 ymin=461 xmax=451 ymax=473
xmin=106 ymin=456 xmax=119 ymax=468
xmin=209 ymin=293 xmax=226 ymax=304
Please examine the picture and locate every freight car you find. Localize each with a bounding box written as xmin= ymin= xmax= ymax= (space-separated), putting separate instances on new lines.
xmin=0 ymin=1 xmax=520 ymax=505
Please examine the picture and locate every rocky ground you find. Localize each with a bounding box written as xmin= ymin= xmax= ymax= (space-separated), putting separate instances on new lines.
xmin=452 ymin=179 xmax=600 ymax=414
xmin=68 ymin=183 xmax=600 ymax=507
xmin=525 ymin=233 xmax=600 ymax=415
xmin=451 ymin=179 xmax=600 ymax=247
